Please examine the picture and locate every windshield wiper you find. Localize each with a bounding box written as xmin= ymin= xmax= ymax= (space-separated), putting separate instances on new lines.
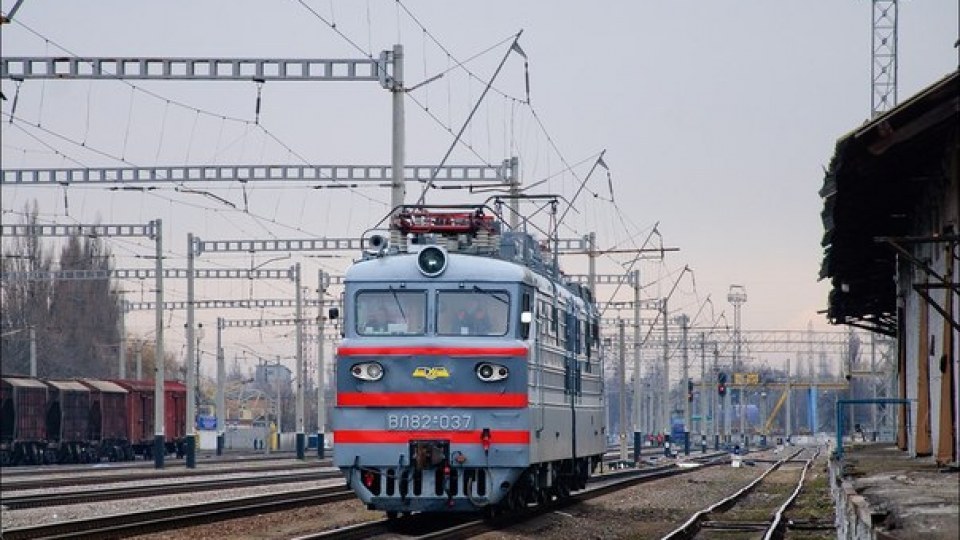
xmin=472 ymin=285 xmax=509 ymax=305
xmin=388 ymin=286 xmax=408 ymax=323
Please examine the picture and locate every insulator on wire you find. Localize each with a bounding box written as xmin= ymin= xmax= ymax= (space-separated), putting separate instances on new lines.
xmin=254 ymin=80 xmax=264 ymax=124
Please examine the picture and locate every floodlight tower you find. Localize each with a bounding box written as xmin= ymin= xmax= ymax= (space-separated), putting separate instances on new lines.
xmin=871 ymin=0 xmax=898 ymax=117
xmin=728 ymin=285 xmax=747 ymax=443
xmin=728 ymin=285 xmax=747 ymax=372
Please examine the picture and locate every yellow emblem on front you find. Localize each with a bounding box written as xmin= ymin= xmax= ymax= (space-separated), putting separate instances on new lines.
xmin=412 ymin=367 xmax=450 ymax=380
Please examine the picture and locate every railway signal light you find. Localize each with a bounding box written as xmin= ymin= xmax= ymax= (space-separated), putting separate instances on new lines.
xmin=717 ymin=372 xmax=727 ymax=397
xmin=687 ymin=379 xmax=694 ymax=402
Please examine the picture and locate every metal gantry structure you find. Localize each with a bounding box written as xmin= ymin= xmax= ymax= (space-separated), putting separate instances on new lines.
xmin=0 ymin=46 xmax=529 ymax=467
xmin=871 ymin=0 xmax=899 ymax=117
xmin=0 ymin=221 xmax=171 ymax=468
xmin=727 ymin=285 xmax=747 ymax=443
xmin=0 ymin=161 xmax=517 ymax=188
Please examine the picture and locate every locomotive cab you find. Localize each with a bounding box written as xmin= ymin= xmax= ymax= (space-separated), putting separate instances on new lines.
xmin=333 ymin=206 xmax=605 ymax=514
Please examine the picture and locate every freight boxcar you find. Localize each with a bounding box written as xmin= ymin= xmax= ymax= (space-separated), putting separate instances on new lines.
xmin=164 ymin=380 xmax=187 ymax=457
xmin=113 ymin=379 xmax=187 ymax=458
xmin=0 ymin=377 xmax=49 ymax=465
xmin=44 ymin=380 xmax=95 ymax=463
xmin=79 ymin=378 xmax=133 ymax=461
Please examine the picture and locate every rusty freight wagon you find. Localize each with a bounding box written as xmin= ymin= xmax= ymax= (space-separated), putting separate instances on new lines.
xmin=80 ymin=378 xmax=133 ymax=461
xmin=44 ymin=379 xmax=94 ymax=463
xmin=0 ymin=377 xmax=49 ymax=466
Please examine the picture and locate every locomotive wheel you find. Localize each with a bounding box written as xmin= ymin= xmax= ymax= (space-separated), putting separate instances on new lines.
xmin=534 ymin=485 xmax=548 ymax=505
xmin=509 ymin=488 xmax=526 ymax=511
xmin=557 ymin=480 xmax=571 ymax=499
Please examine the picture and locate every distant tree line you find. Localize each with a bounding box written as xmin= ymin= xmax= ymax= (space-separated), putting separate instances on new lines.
xmin=1 ymin=202 xmax=173 ymax=379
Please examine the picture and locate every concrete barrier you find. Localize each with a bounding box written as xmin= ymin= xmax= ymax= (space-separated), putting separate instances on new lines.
xmin=830 ymin=455 xmax=886 ymax=540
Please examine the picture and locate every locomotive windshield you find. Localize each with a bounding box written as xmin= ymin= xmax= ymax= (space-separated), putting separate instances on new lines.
xmin=356 ymin=290 xmax=427 ymax=335
xmin=437 ymin=289 xmax=510 ymax=336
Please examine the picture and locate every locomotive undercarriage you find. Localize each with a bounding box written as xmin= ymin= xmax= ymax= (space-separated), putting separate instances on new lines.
xmin=348 ymin=454 xmax=598 ymax=515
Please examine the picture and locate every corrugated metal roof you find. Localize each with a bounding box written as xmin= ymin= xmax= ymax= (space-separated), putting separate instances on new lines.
xmin=45 ymin=380 xmax=90 ymax=392
xmin=818 ymin=69 xmax=959 ymax=335
xmin=1 ymin=377 xmax=49 ymax=389
xmin=79 ymin=378 xmax=128 ymax=394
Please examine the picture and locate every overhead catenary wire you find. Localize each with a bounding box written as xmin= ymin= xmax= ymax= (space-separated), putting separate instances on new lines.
xmin=415 ymin=32 xmax=524 ymax=205
xmin=3 ymin=5 xmax=702 ymax=349
xmin=1 ymin=112 xmax=381 ymax=243
xmin=6 ymin=16 xmax=384 ymax=207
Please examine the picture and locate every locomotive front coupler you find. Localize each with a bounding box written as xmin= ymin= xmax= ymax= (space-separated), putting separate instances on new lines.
xmin=409 ymin=439 xmax=449 ymax=470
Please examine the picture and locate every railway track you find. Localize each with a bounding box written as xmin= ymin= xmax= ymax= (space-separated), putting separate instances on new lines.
xmin=0 ymin=460 xmax=328 ymax=491
xmin=0 ymin=452 xmax=329 ymax=477
xmin=297 ymin=451 xmax=735 ymax=540
xmin=1 ymin=484 xmax=355 ymax=540
xmin=661 ymin=447 xmax=820 ymax=539
xmin=0 ymin=469 xmax=342 ymax=510
xmin=2 ymin=449 xmax=759 ymax=540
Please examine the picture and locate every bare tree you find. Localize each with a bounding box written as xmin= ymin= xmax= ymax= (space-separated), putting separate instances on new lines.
xmin=1 ymin=204 xmax=123 ymax=378
xmin=47 ymin=233 xmax=121 ymax=377
xmin=1 ymin=202 xmax=55 ymax=376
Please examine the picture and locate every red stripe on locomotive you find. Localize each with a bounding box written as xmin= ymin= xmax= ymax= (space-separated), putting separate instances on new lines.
xmin=337 ymin=346 xmax=528 ymax=357
xmin=335 ymin=429 xmax=530 ymax=444
xmin=337 ymin=392 xmax=528 ymax=408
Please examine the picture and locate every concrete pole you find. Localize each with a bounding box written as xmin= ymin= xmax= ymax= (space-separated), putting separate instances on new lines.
xmin=699 ymin=333 xmax=706 ymax=436
xmin=118 ymin=298 xmax=126 ymax=379
xmin=29 ymin=326 xmax=37 ymax=377
xmin=274 ymin=356 xmax=282 ymax=452
xmin=587 ymin=233 xmax=596 ymax=300
xmin=508 ymin=158 xmax=520 ymax=230
xmin=317 ymin=269 xmax=327 ymax=458
xmin=619 ymin=319 xmax=627 ymax=462
xmin=786 ymin=358 xmax=793 ymax=441
xmin=136 ymin=346 xmax=143 ymax=380
xmin=739 ymin=384 xmax=747 ymax=445
xmin=185 ymin=232 xmax=197 ymax=469
xmin=661 ymin=299 xmax=669 ymax=434
xmin=216 ymin=317 xmax=225 ymax=455
xmin=712 ymin=343 xmax=720 ymax=444
xmin=390 ymin=43 xmax=405 ymax=234
xmin=632 ymin=269 xmax=642 ymax=462
xmin=295 ymin=263 xmax=305 ymax=459
xmin=680 ymin=314 xmax=690 ymax=455
xmin=153 ymin=219 xmax=165 ymax=469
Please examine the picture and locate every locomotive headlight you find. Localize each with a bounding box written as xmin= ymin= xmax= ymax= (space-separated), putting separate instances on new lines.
xmin=417 ymin=246 xmax=447 ymax=277
xmin=351 ymin=362 xmax=384 ymax=381
xmin=476 ymin=362 xmax=508 ymax=382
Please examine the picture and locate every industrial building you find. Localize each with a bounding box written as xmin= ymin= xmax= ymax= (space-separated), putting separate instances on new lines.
xmin=820 ymin=69 xmax=958 ymax=464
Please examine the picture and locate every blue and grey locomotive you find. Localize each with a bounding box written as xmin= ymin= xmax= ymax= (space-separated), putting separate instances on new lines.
xmin=332 ymin=206 xmax=606 ymax=515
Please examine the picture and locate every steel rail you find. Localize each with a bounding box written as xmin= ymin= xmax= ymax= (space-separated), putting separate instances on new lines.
xmin=661 ymin=448 xmax=810 ymax=540
xmin=0 ymin=461 xmax=327 ymax=491
xmin=300 ymin=452 xmax=732 ymax=540
xmin=0 ymin=450 xmax=322 ymax=477
xmin=763 ymin=448 xmax=821 ymax=540
xmin=1 ymin=470 xmax=341 ymax=510
xmin=1 ymin=485 xmax=353 ymax=540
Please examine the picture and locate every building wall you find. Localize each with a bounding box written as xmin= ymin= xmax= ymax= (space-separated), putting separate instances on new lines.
xmin=900 ymin=133 xmax=959 ymax=462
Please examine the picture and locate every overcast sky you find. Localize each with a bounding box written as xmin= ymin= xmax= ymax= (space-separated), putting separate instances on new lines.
xmin=2 ymin=1 xmax=958 ymax=375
